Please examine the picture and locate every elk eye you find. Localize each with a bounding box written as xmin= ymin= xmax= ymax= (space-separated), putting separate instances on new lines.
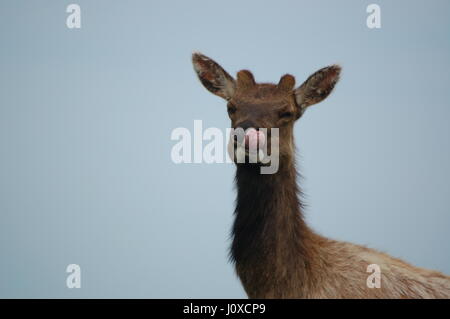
xmin=280 ymin=111 xmax=294 ymax=119
xmin=227 ymin=105 xmax=237 ymax=115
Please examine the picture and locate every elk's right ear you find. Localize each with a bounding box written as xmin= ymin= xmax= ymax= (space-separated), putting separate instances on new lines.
xmin=294 ymin=65 xmax=341 ymax=112
xmin=192 ymin=52 xmax=236 ymax=100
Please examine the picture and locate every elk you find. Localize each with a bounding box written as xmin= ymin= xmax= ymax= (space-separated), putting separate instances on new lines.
xmin=192 ymin=52 xmax=450 ymax=298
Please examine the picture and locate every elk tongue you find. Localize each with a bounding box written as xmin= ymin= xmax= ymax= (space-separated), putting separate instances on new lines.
xmin=245 ymin=129 xmax=266 ymax=153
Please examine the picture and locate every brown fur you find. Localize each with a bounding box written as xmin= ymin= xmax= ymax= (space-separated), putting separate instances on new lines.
xmin=192 ymin=52 xmax=450 ymax=298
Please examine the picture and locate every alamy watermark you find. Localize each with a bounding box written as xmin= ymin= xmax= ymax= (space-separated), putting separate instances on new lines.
xmin=66 ymin=264 xmax=81 ymax=289
xmin=66 ymin=4 xmax=81 ymax=29
xmin=366 ymin=4 xmax=381 ymax=29
xmin=367 ymin=264 xmax=381 ymax=288
xmin=170 ymin=120 xmax=279 ymax=174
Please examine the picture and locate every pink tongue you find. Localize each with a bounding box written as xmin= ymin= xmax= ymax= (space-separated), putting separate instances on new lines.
xmin=245 ymin=129 xmax=266 ymax=152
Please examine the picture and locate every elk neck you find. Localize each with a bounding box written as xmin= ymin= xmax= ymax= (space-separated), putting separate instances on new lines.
xmin=230 ymin=155 xmax=319 ymax=292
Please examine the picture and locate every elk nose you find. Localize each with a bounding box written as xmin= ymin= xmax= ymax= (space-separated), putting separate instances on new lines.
xmin=244 ymin=128 xmax=266 ymax=151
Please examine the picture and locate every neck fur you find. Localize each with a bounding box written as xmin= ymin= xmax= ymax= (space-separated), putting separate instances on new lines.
xmin=230 ymin=158 xmax=318 ymax=297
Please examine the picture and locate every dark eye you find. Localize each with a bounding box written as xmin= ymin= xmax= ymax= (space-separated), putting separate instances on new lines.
xmin=227 ymin=105 xmax=237 ymax=115
xmin=279 ymin=111 xmax=294 ymax=119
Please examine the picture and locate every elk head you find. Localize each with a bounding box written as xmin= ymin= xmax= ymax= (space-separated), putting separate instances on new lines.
xmin=192 ymin=52 xmax=341 ymax=173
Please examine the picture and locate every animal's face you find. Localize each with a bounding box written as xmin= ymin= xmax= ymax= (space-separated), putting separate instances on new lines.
xmin=192 ymin=52 xmax=341 ymax=166
xmin=225 ymin=78 xmax=299 ymax=166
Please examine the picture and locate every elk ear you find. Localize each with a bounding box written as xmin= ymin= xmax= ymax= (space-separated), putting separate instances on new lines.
xmin=294 ymin=65 xmax=341 ymax=111
xmin=192 ymin=52 xmax=236 ymax=100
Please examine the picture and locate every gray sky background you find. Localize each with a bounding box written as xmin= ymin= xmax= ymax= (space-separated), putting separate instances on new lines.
xmin=0 ymin=0 xmax=449 ymax=298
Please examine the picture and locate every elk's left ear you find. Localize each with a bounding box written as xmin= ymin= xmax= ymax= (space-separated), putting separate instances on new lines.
xmin=192 ymin=52 xmax=236 ymax=100
xmin=294 ymin=65 xmax=341 ymax=112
